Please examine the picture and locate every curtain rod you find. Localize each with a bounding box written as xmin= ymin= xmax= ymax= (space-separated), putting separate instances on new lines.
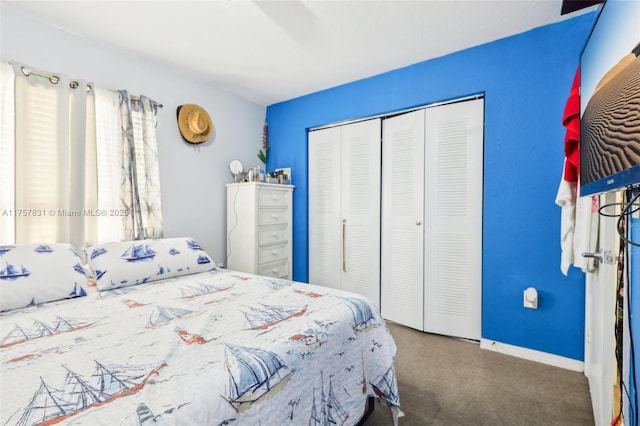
xmin=19 ymin=66 xmax=163 ymax=107
xmin=130 ymin=96 xmax=163 ymax=108
xmin=20 ymin=66 xmax=92 ymax=93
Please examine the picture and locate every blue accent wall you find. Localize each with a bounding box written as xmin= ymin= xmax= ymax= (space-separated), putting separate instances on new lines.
xmin=266 ymin=13 xmax=596 ymax=360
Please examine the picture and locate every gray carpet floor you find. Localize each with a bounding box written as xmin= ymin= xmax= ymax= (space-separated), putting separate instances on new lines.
xmin=363 ymin=322 xmax=594 ymax=425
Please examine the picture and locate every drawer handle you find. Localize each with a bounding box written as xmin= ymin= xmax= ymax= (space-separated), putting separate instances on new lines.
xmin=271 ymin=232 xmax=278 ymax=237
xmin=272 ymin=214 xmax=278 ymax=219
xmin=271 ymin=250 xmax=278 ymax=256
xmin=271 ymin=195 xmax=278 ymax=201
xmin=271 ymin=269 xmax=278 ymax=274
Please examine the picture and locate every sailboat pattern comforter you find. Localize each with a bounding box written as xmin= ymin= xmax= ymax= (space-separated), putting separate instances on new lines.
xmin=0 ymin=268 xmax=399 ymax=425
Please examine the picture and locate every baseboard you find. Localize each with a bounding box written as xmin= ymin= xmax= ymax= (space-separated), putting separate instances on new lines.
xmin=480 ymin=339 xmax=584 ymax=372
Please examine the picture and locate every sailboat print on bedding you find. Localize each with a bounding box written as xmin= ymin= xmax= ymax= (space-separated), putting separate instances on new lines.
xmin=73 ymin=263 xmax=87 ymax=275
xmin=121 ymin=244 xmax=156 ymax=262
xmin=342 ymin=297 xmax=377 ymax=332
xmin=89 ymin=246 xmax=107 ymax=259
xmin=242 ymin=303 xmax=308 ymax=330
xmin=224 ymin=344 xmax=294 ymax=412
xmin=33 ymin=244 xmax=53 ymax=253
xmin=0 ymin=263 xmax=30 ymax=280
xmin=179 ymin=282 xmax=234 ymax=299
xmin=309 ymin=372 xmax=349 ymax=426
xmin=68 ymin=282 xmax=88 ymax=298
xmin=0 ymin=316 xmax=94 ymax=349
xmin=10 ymin=361 xmax=166 ymax=426
xmin=186 ymin=239 xmax=203 ymax=251
xmin=147 ymin=305 xmax=194 ymax=328
xmin=370 ymin=364 xmax=399 ymax=404
xmin=0 ymin=245 xmax=15 ymax=256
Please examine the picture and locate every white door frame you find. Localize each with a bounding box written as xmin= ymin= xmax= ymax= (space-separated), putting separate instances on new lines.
xmin=584 ymin=191 xmax=618 ymax=425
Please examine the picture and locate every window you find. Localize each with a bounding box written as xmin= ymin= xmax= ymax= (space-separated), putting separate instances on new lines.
xmin=0 ymin=62 xmax=162 ymax=247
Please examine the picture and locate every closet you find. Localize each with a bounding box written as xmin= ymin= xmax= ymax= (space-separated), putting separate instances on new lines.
xmin=309 ymin=97 xmax=483 ymax=340
xmin=308 ymin=118 xmax=381 ymax=307
xmin=382 ymin=99 xmax=483 ymax=340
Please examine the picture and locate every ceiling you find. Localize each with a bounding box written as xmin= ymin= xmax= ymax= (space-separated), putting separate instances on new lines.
xmin=2 ymin=1 xmax=593 ymax=106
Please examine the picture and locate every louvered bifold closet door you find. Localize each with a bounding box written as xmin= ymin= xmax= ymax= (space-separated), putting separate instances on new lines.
xmin=340 ymin=119 xmax=381 ymax=307
xmin=381 ymin=109 xmax=425 ymax=330
xmin=308 ymin=126 xmax=342 ymax=289
xmin=424 ymin=98 xmax=483 ymax=340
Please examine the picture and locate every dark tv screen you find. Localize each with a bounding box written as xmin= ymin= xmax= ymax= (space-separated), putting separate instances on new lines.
xmin=579 ymin=0 xmax=640 ymax=196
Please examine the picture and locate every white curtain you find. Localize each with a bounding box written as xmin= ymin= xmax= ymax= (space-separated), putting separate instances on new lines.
xmin=0 ymin=63 xmax=15 ymax=244
xmin=94 ymin=88 xmax=126 ymax=243
xmin=5 ymin=62 xmax=97 ymax=250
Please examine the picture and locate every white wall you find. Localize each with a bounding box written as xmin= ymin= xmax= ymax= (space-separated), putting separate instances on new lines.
xmin=0 ymin=6 xmax=265 ymax=264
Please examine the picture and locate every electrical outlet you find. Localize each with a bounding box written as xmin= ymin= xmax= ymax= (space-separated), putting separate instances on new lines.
xmin=524 ymin=287 xmax=538 ymax=309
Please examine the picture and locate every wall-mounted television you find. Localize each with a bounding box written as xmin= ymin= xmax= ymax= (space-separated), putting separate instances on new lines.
xmin=579 ymin=0 xmax=640 ymax=196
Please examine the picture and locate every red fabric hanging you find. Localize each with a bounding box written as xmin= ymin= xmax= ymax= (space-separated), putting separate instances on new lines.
xmin=563 ymin=68 xmax=581 ymax=182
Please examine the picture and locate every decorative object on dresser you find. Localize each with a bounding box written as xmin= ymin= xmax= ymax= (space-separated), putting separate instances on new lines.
xmin=226 ymin=182 xmax=294 ymax=279
xmin=229 ymin=159 xmax=243 ymax=183
xmin=275 ymin=167 xmax=291 ymax=184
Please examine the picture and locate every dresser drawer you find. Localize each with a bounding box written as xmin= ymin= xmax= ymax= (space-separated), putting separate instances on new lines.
xmin=258 ymin=208 xmax=288 ymax=226
xmin=258 ymin=226 xmax=288 ymax=245
xmin=258 ymin=243 xmax=288 ymax=265
xmin=259 ymin=189 xmax=289 ymax=207
xmin=258 ymin=260 xmax=289 ymax=278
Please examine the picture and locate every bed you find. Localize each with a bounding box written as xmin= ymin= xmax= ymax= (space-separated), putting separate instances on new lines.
xmin=0 ymin=238 xmax=399 ymax=425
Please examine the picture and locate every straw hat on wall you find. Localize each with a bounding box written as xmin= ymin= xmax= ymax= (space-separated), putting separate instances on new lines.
xmin=177 ymin=104 xmax=213 ymax=144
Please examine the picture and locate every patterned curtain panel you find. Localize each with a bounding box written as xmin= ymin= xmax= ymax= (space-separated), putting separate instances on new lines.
xmin=118 ymin=91 xmax=163 ymax=240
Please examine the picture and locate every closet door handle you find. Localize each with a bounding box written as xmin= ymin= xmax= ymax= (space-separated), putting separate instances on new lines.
xmin=342 ymin=220 xmax=347 ymax=273
xmin=582 ymin=250 xmax=615 ymax=265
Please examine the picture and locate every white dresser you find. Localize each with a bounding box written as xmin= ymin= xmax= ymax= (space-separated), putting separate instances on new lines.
xmin=225 ymin=182 xmax=294 ymax=279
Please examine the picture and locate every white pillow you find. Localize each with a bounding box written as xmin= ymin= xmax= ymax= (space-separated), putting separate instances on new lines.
xmin=0 ymin=243 xmax=88 ymax=312
xmin=83 ymin=237 xmax=216 ymax=291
